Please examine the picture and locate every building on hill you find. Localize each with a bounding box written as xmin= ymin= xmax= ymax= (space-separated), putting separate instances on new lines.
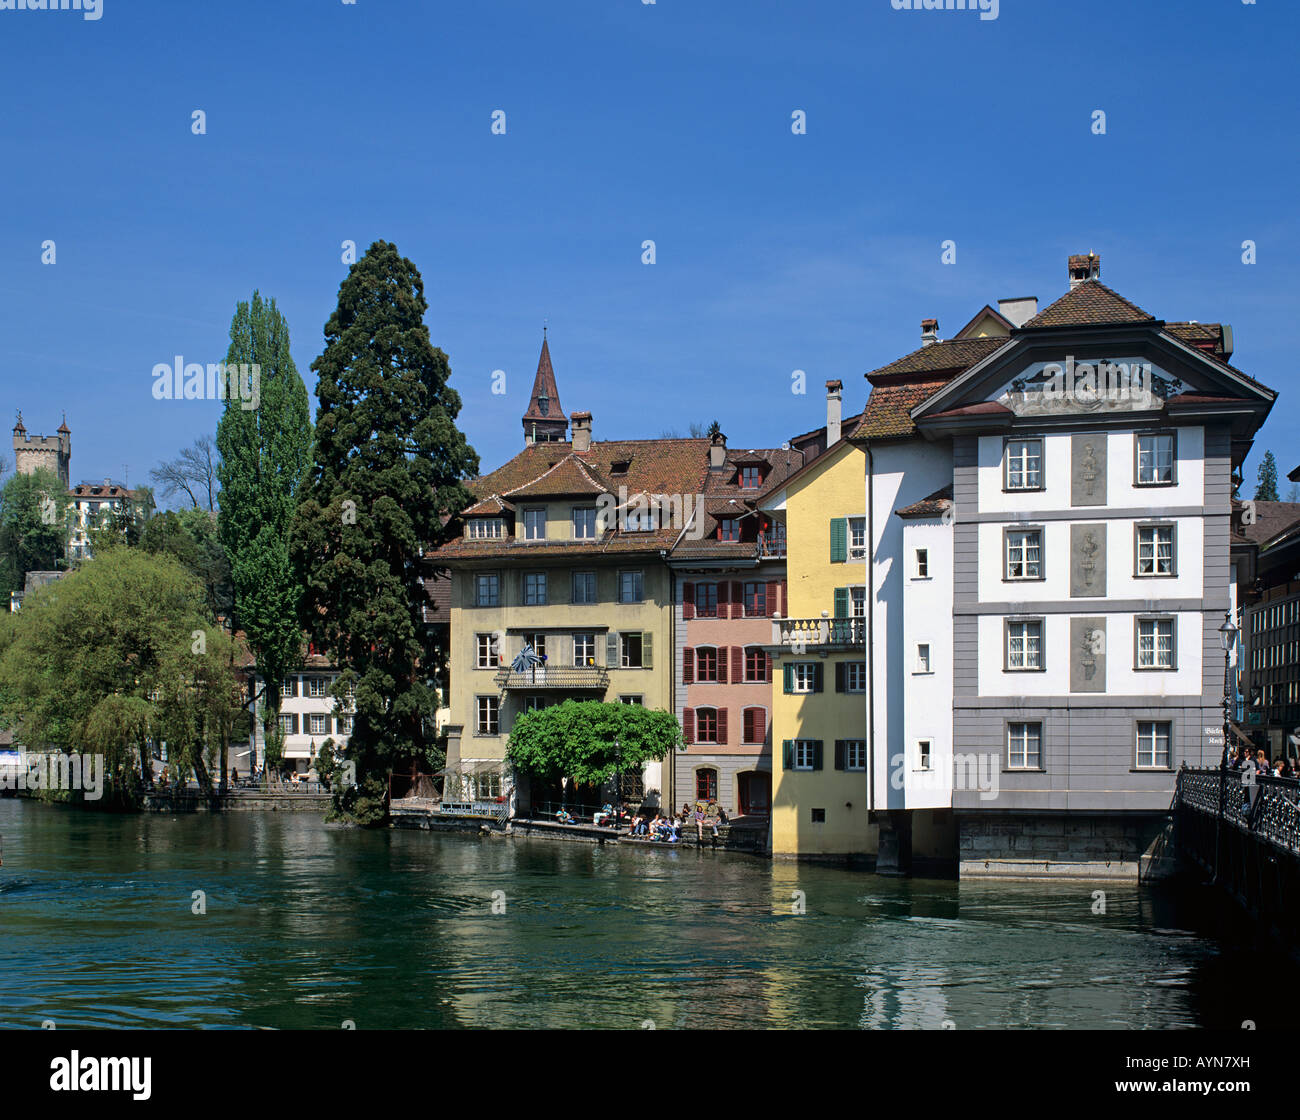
xmin=12 ymin=413 xmax=70 ymax=488
xmin=68 ymin=479 xmax=142 ymax=560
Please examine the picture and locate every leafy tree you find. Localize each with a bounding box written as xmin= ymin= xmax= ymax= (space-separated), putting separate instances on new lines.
xmin=141 ymin=507 xmax=233 ymax=619
xmin=291 ymin=241 xmax=477 ymax=825
xmin=506 ymin=700 xmax=682 ymax=790
xmin=1255 ymin=450 xmax=1280 ymax=502
xmin=0 ymin=467 xmax=70 ymax=596
xmin=150 ymin=435 xmax=221 ymax=511
xmin=84 ymin=484 xmax=154 ymax=558
xmin=216 ymin=292 xmax=313 ymax=780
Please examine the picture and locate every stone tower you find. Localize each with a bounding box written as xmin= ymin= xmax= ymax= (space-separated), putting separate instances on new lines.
xmin=12 ymin=412 xmax=71 ymax=488
xmin=521 ymin=332 xmax=569 ymax=446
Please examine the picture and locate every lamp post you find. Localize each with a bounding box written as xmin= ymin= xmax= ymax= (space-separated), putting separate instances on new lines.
xmin=1216 ymin=611 xmax=1238 ymax=882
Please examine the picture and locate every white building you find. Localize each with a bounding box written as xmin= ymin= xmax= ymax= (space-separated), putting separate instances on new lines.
xmin=68 ymin=479 xmax=140 ymax=560
xmin=247 ymin=656 xmax=352 ymax=777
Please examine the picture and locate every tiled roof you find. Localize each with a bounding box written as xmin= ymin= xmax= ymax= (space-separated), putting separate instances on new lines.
xmin=923 ymin=400 xmax=1015 ymax=421
xmin=1020 ymin=280 xmax=1156 ymax=329
xmin=865 ymin=337 xmax=1009 ymax=382
xmin=463 ymin=495 xmax=514 ymax=516
xmin=503 ymin=454 xmax=611 ymax=499
xmin=1236 ymin=500 xmax=1300 ymax=551
xmin=422 ymin=573 xmax=451 ymax=622
xmin=896 ymin=485 xmax=953 ymax=519
xmin=671 ymin=448 xmax=801 ymax=558
xmin=852 ymin=378 xmax=953 ymax=439
xmin=522 ymin=337 xmax=566 ymax=422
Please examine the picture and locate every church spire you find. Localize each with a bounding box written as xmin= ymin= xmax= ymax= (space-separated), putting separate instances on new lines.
xmin=522 ymin=331 xmax=568 ymax=446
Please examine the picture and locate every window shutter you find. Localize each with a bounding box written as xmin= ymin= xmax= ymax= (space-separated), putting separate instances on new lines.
xmin=834 ymin=740 xmax=845 ymax=770
xmin=830 ymin=518 xmax=847 ymax=563
xmin=642 ymin=631 xmax=653 ymax=668
xmin=718 ymin=581 xmax=731 ymax=615
xmin=729 ymin=581 xmax=744 ymax=618
xmin=683 ymin=648 xmax=695 ymax=685
xmin=779 ymin=580 xmax=788 ymax=616
xmin=717 ymin=708 xmax=728 ymax=745
xmin=683 ymin=709 xmax=695 ymax=744
xmin=731 ymin=646 xmax=744 ymax=683
xmin=683 ymin=582 xmax=695 ymax=620
xmin=813 ymin=663 xmax=824 ymax=693
xmin=782 ymin=739 xmax=794 ymax=770
xmin=783 ymin=663 xmax=794 ymax=694
xmin=812 ymin=741 xmax=824 ymax=770
xmin=764 ymin=650 xmax=772 ymax=683
xmin=835 ymin=662 xmax=846 ymax=693
xmin=834 ymin=587 xmax=849 ymax=618
xmin=606 ymin=632 xmax=619 ymax=667
xmin=766 ymin=579 xmax=779 ymax=617
xmin=288 ymin=677 xmax=298 ymax=697
xmin=292 ymin=714 xmax=300 ymax=735
xmin=743 ymin=708 xmax=755 ymax=744
xmin=718 ymin=647 xmax=729 ymax=684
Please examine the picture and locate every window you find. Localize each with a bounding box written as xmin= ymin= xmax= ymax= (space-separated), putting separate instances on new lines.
xmin=719 ymin=518 xmax=741 ymax=542
xmin=792 ymin=741 xmax=818 ymax=770
xmin=476 ymin=633 xmax=498 ymax=669
xmin=1136 ymin=525 xmax=1175 ymax=577
xmin=476 ymin=695 xmax=500 ymax=735
xmin=573 ymin=633 xmax=596 ymax=666
xmin=839 ymin=740 xmax=867 ymax=771
xmin=739 ymin=466 xmax=761 ymax=489
xmin=523 ymin=571 xmax=548 ymax=605
xmin=1007 ymin=722 xmax=1042 ymax=769
xmin=695 ymin=708 xmax=718 ymax=744
xmin=915 ymin=548 xmax=929 ymax=578
xmin=280 ymin=677 xmax=296 ymax=699
xmin=918 ymin=740 xmax=932 ymax=771
xmin=1006 ymin=620 xmax=1044 ymax=671
xmin=522 ymin=633 xmax=547 ymax=661
xmin=610 ymin=460 xmax=630 ymax=476
xmin=790 ymin=663 xmax=820 ymax=693
xmin=467 ymin=518 xmax=505 ymax=539
xmin=838 ymin=662 xmax=866 ymax=693
xmin=743 ymin=581 xmax=767 ymax=617
xmin=307 ymin=677 xmax=327 ymax=698
xmin=744 ymin=646 xmax=769 ymax=682
xmin=849 ymin=586 xmax=866 ymax=618
xmin=1136 ymin=721 xmax=1172 ymax=768
xmin=811 ymin=808 xmax=826 ymax=823
xmin=572 ymin=570 xmax=597 ymax=604
xmin=307 ymin=714 xmax=328 ymax=735
xmin=621 ymin=632 xmax=644 ymax=668
xmin=572 ymin=507 xmax=597 ymax=539
xmin=1005 ymin=528 xmax=1043 ymax=580
xmin=522 ymin=508 xmax=546 ymax=540
xmin=522 ymin=696 xmax=551 ymax=712
xmin=694 ymin=582 xmax=718 ymax=617
xmin=848 ymin=517 xmax=867 ymax=559
xmin=336 ymin=714 xmax=353 ymax=736
xmin=742 ymin=707 xmax=766 ymax=745
xmin=476 ymin=771 xmax=502 ymax=799
xmin=475 ymin=573 xmax=500 ymax=607
xmin=916 ymin=644 xmax=931 ymax=673
xmin=277 ymin=714 xmax=296 ymax=737
xmin=695 ymin=646 xmax=718 ymax=682
xmin=696 ymin=768 xmax=718 ymax=801
xmin=619 ymin=570 xmax=644 ymax=604
xmin=1136 ymin=433 xmax=1175 ymax=485
xmin=1136 ymin=618 xmax=1175 ymax=670
xmin=619 ymin=695 xmax=643 ymax=706
xmin=1005 ymin=438 xmax=1043 ymax=490
xmin=623 ymin=505 xmax=658 ymax=531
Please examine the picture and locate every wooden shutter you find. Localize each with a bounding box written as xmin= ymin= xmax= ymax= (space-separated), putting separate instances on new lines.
xmin=716 ymin=708 xmax=728 ymax=745
xmin=683 ymin=648 xmax=695 ymax=684
xmin=287 ymin=676 xmax=298 ymax=697
xmin=731 ymin=646 xmax=744 ymax=683
xmin=642 ymin=631 xmax=653 ymax=668
xmin=683 ymin=709 xmax=695 ymax=744
xmin=718 ymin=581 xmax=730 ymax=617
xmin=292 ymin=714 xmax=300 ymax=735
xmin=606 ymin=632 xmax=619 ymax=667
xmin=718 ymin=647 xmax=728 ymax=684
xmin=812 ymin=663 xmax=824 ymax=693
xmin=729 ymin=581 xmax=744 ymax=619
xmin=834 ymin=740 xmax=845 ymax=770
xmin=835 ymin=662 xmax=846 ymax=693
xmin=766 ymin=580 xmax=779 ymax=617
xmin=764 ymin=650 xmax=772 ymax=683
xmin=830 ymin=518 xmax=847 ymax=563
xmin=782 ymin=739 xmax=794 ymax=770
xmin=783 ymin=663 xmax=794 ymax=694
xmin=779 ymin=580 xmax=788 ymax=616
xmin=683 ymin=582 xmax=695 ymax=620
xmin=812 ymin=740 xmax=824 ymax=771
xmin=742 ymin=707 xmax=755 ymax=744
xmin=834 ymin=587 xmax=849 ymax=618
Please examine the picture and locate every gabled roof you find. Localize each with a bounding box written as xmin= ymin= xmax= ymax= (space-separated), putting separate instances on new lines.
xmin=852 ymin=377 xmax=957 ymax=440
xmin=865 ymin=336 xmax=1010 ymax=382
xmin=954 ymin=304 xmax=1014 ymax=339
xmin=896 ymin=485 xmax=953 ymax=519
xmin=1019 ymin=280 xmax=1156 ymax=329
xmin=463 ymin=495 xmax=514 ymax=517
xmin=503 ymin=454 xmax=611 ymax=499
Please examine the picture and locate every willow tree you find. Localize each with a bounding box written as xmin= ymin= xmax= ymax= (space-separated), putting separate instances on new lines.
xmin=216 ymin=292 xmax=313 ymax=785
xmin=291 ymin=241 xmax=477 ymax=825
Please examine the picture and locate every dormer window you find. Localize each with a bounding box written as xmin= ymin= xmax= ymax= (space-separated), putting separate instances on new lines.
xmin=719 ymin=518 xmax=741 ymax=542
xmin=738 ymin=466 xmax=762 ymax=489
xmin=610 ymin=460 xmax=630 ymax=476
xmin=623 ymin=506 xmax=659 ymax=531
xmin=467 ymin=518 xmax=505 ymax=539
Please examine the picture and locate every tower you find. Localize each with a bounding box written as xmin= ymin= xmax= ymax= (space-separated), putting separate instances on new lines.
xmin=521 ymin=332 xmax=569 ymax=446
xmin=12 ymin=412 xmax=71 ymax=488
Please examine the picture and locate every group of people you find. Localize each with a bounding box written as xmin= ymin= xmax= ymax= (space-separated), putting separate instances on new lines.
xmin=627 ymin=803 xmax=729 ymax=843
xmin=1228 ymin=746 xmax=1297 ymax=779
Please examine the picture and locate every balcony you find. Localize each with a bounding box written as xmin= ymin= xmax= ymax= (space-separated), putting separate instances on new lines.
xmin=757 ymin=531 xmax=787 ymax=559
xmin=493 ymin=666 xmax=610 ymax=691
xmin=772 ymin=616 xmax=865 ymax=649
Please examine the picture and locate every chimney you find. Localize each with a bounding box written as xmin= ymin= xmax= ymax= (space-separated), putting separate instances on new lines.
xmin=709 ymin=430 xmax=727 ymax=469
xmin=825 ymin=380 xmax=843 ymax=446
xmin=571 ymin=410 xmax=592 ymax=453
xmin=1068 ymin=252 xmax=1100 ymax=288
xmin=920 ymin=318 xmax=939 ymax=347
xmin=998 ymin=297 xmax=1039 ymax=328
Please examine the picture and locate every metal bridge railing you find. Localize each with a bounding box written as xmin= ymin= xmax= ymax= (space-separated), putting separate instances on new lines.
xmin=1176 ymin=766 xmax=1300 ymax=857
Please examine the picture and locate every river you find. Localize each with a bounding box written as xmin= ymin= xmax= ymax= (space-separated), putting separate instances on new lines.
xmin=0 ymin=798 xmax=1290 ymax=1029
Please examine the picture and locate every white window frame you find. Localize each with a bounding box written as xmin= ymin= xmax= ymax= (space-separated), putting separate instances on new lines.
xmin=915 ymin=643 xmax=932 ymax=674
xmin=1005 ymin=438 xmax=1043 ymax=491
xmin=1007 ymin=722 xmax=1042 ymax=769
xmin=523 ymin=571 xmax=548 ymax=606
xmin=917 ymin=740 xmax=932 ymax=771
xmin=619 ymin=570 xmax=644 ymax=604
xmin=572 ymin=506 xmax=597 ymax=540
xmin=522 ymin=507 xmax=547 ymax=541
xmin=1136 ymin=524 xmax=1175 ymax=577
xmin=914 ymin=548 xmax=929 ymax=579
xmin=476 ymin=633 xmax=497 ymax=669
xmin=792 ymin=740 xmax=817 ymax=771
xmin=848 ymin=517 xmax=867 ymax=559
xmin=1136 ymin=433 xmax=1175 ymax=486
xmin=842 ymin=739 xmax=867 ymax=771
xmin=1006 ymin=620 xmax=1044 ymax=671
xmin=1136 ymin=617 xmax=1175 ymax=670
xmin=844 ymin=661 xmax=866 ymax=693
xmin=573 ymin=632 xmax=596 ymax=667
xmin=791 ymin=663 xmax=818 ymax=693
xmin=1136 ymin=720 xmax=1172 ymax=769
xmin=1005 ymin=528 xmax=1043 ymax=581
xmin=476 ymin=695 xmax=500 ymax=735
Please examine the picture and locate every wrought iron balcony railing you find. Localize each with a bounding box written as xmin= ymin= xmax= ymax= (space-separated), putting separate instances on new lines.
xmin=772 ymin=616 xmax=865 ymax=649
xmin=493 ymin=665 xmax=610 ymax=691
xmin=757 ymin=531 xmax=787 ymax=559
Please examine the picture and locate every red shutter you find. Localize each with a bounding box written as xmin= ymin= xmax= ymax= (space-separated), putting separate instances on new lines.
xmin=716 ymin=707 xmax=728 ymax=746
xmin=729 ymin=581 xmax=744 ymax=618
xmin=764 ymin=650 xmax=772 ymax=683
xmin=683 ymin=708 xmax=695 ymax=744
xmin=742 ymin=707 xmax=755 ymax=744
xmin=683 ymin=648 xmax=694 ymax=685
xmin=766 ymin=580 xmax=779 ymax=617
xmin=683 ymin=582 xmax=695 ymax=620
xmin=718 ymin=647 xmax=729 ymax=684
xmin=779 ymin=580 xmax=788 ymax=616
xmin=732 ymin=646 xmax=744 ymax=683
xmin=718 ymin=581 xmax=730 ymax=618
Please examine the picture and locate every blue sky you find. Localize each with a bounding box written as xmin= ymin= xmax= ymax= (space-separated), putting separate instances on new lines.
xmin=1 ymin=0 xmax=1296 ymax=501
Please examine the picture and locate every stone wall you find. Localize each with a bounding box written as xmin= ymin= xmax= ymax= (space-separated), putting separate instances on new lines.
xmin=958 ymin=811 xmax=1175 ymax=880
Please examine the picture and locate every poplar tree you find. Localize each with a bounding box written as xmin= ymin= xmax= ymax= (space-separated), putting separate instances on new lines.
xmin=291 ymin=241 xmax=477 ymax=824
xmin=216 ymin=293 xmax=313 ymax=785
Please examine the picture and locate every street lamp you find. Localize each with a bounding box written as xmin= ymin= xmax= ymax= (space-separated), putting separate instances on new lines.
xmin=1215 ymin=611 xmax=1238 ymax=882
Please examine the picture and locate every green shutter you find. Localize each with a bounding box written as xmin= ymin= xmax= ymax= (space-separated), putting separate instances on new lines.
xmin=834 ymin=740 xmax=845 ymax=771
xmin=834 ymin=587 xmax=849 ymax=618
xmin=812 ymin=740 xmax=824 ymax=771
xmin=606 ymin=632 xmax=619 ymax=667
xmin=783 ymin=663 xmax=794 ymax=694
xmin=782 ymin=739 xmax=794 ymax=771
xmin=830 ymin=518 xmax=847 ymax=563
xmin=812 ymin=663 xmax=824 ymax=693
xmin=642 ymin=631 xmax=653 ymax=668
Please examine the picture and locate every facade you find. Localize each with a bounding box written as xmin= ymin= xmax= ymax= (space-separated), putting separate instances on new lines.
xmin=12 ymin=413 xmax=71 ymax=488
xmin=68 ymin=479 xmax=141 ymax=559
xmin=248 ymin=656 xmax=353 ymax=777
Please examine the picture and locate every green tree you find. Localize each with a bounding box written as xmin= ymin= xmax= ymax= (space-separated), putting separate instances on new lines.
xmin=0 ymin=467 xmax=70 ymax=596
xmin=216 ymin=292 xmax=313 ymax=782
xmin=84 ymin=484 xmax=154 ymax=558
xmin=141 ymin=507 xmax=233 ymax=619
xmin=506 ymin=700 xmax=682 ymax=790
xmin=1256 ymin=450 xmax=1280 ymax=502
xmin=291 ymin=241 xmax=477 ymax=825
